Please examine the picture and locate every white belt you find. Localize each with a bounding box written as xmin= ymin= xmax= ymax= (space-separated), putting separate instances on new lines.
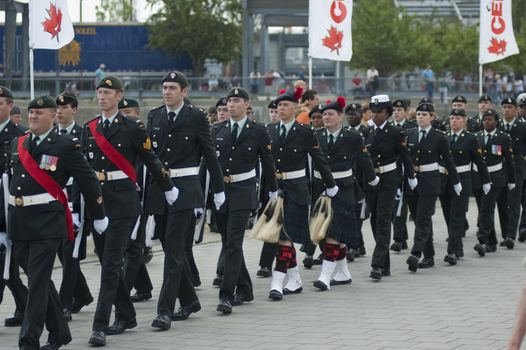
xmin=66 ymin=177 xmax=73 ymax=186
xmin=415 ymin=162 xmax=439 ymax=172
xmin=9 ymin=190 xmax=66 ymax=207
xmin=374 ymin=162 xmax=397 ymax=174
xmin=473 ymin=163 xmax=503 ymax=173
xmin=224 ymin=169 xmax=256 ymax=183
xmin=456 ymin=163 xmax=472 ymax=173
xmin=96 ymin=170 xmax=128 ymax=181
xmin=438 ymin=165 xmax=447 ymax=174
xmin=169 ymin=166 xmax=200 ymax=178
xmin=276 ymin=169 xmax=306 ymax=180
xmin=313 ymin=169 xmax=353 ymax=180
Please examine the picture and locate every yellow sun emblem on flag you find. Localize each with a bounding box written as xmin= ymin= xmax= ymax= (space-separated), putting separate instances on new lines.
xmin=58 ymin=40 xmax=81 ymax=67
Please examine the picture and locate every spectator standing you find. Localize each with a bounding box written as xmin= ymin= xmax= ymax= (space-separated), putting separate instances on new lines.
xmin=422 ymin=64 xmax=435 ymax=99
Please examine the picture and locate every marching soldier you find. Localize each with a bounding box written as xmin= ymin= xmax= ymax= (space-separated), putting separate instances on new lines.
xmin=363 ymin=95 xmax=416 ymax=280
xmin=312 ymin=97 xmax=378 ymax=288
xmin=216 ymin=96 xmax=230 ymax=123
xmin=85 ymin=76 xmax=177 ymax=347
xmin=10 ymin=95 xmax=107 ymax=350
xmin=442 ymin=109 xmax=490 ymax=265
xmin=405 ymin=102 xmax=460 ymax=272
xmin=474 ymin=109 xmax=515 ymax=255
xmin=267 ymin=87 xmax=336 ymax=300
xmin=213 ymin=87 xmax=277 ymax=313
xmin=145 ymin=72 xmax=224 ymax=330
xmin=467 ymin=95 xmax=492 ymax=133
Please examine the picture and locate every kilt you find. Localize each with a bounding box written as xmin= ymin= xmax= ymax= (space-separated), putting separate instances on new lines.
xmin=326 ymin=196 xmax=356 ymax=244
xmin=279 ymin=193 xmax=310 ymax=245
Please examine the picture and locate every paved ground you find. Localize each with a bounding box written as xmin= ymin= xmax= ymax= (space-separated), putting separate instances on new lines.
xmin=0 ymin=199 xmax=524 ymax=349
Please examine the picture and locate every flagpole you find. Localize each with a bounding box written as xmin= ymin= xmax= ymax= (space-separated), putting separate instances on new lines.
xmin=478 ymin=64 xmax=483 ymax=96
xmin=308 ymin=57 xmax=313 ymax=89
xmin=29 ymin=47 xmax=35 ymax=100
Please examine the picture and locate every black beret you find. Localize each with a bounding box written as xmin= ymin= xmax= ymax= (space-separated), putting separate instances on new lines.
xmin=501 ymin=97 xmax=517 ymax=106
xmin=28 ymin=95 xmax=57 ymax=110
xmin=226 ymin=87 xmax=249 ymax=100
xmin=450 ymin=108 xmax=467 ymax=117
xmin=267 ymin=99 xmax=278 ymax=109
xmin=320 ymin=97 xmax=346 ymax=114
xmin=216 ymin=97 xmax=227 ymax=108
xmin=0 ymin=86 xmax=13 ymax=99
xmin=274 ymin=87 xmax=303 ymax=104
xmin=370 ymin=95 xmax=392 ymax=112
xmin=10 ymin=105 xmax=21 ymax=115
xmin=118 ymin=98 xmax=139 ymax=109
xmin=96 ymin=76 xmax=123 ymax=90
xmin=416 ymin=103 xmax=434 ymax=113
xmin=309 ymin=104 xmax=321 ymax=117
xmin=483 ymin=109 xmax=499 ymax=119
xmin=392 ymin=99 xmax=408 ymax=110
xmin=344 ymin=103 xmax=362 ymax=114
xmin=478 ymin=95 xmax=492 ymax=103
xmin=452 ymin=95 xmax=467 ymax=104
xmin=162 ymin=71 xmax=189 ymax=87
xmin=56 ymin=91 xmax=78 ymax=106
xmin=419 ymin=97 xmax=433 ymax=105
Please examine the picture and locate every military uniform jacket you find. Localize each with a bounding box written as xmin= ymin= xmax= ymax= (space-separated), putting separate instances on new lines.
xmin=145 ymin=104 xmax=224 ymax=214
xmin=81 ymin=113 xmax=173 ymax=219
xmin=8 ymin=130 xmax=105 ymax=240
xmin=499 ymin=118 xmax=526 ymax=177
xmin=405 ymin=128 xmax=459 ymax=195
xmin=446 ymin=130 xmax=490 ymax=195
xmin=432 ymin=119 xmax=448 ymax=132
xmin=213 ymin=119 xmax=277 ymax=211
xmin=390 ymin=119 xmax=417 ymax=130
xmin=363 ymin=123 xmax=414 ymax=191
xmin=268 ymin=121 xmax=335 ymax=206
xmin=473 ymin=130 xmax=515 ymax=188
xmin=467 ymin=115 xmax=482 ymax=133
xmin=313 ymin=127 xmax=376 ymax=206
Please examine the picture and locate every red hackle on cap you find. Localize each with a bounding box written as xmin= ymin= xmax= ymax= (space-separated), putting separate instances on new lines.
xmin=325 ymin=99 xmax=332 ymax=104
xmin=337 ymin=96 xmax=346 ymax=108
xmin=279 ymin=89 xmax=287 ymax=95
xmin=294 ymin=86 xmax=304 ymax=101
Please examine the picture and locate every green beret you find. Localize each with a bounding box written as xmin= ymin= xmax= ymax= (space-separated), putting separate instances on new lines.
xmin=226 ymin=87 xmax=249 ymax=100
xmin=162 ymin=71 xmax=189 ymax=87
xmin=28 ymin=95 xmax=57 ymax=110
xmin=118 ymin=98 xmax=139 ymax=109
xmin=450 ymin=108 xmax=467 ymax=117
xmin=56 ymin=91 xmax=78 ymax=106
xmin=478 ymin=95 xmax=492 ymax=103
xmin=416 ymin=103 xmax=434 ymax=113
xmin=216 ymin=97 xmax=227 ymax=108
xmin=0 ymin=86 xmax=13 ymax=99
xmin=501 ymin=97 xmax=517 ymax=106
xmin=96 ymin=76 xmax=124 ymax=90
xmin=483 ymin=109 xmax=499 ymax=119
xmin=452 ymin=95 xmax=467 ymax=104
xmin=392 ymin=99 xmax=408 ymax=110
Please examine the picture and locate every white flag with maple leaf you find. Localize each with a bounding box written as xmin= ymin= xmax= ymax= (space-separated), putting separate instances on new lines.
xmin=309 ymin=0 xmax=353 ymax=61
xmin=479 ymin=0 xmax=519 ymax=65
xmin=29 ymin=0 xmax=74 ymax=50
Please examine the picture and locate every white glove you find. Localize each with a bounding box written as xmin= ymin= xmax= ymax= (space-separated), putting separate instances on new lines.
xmin=164 ymin=187 xmax=179 ymax=206
xmin=325 ymin=185 xmax=339 ymax=198
xmin=269 ymin=191 xmax=278 ymax=200
xmin=72 ymin=213 xmax=81 ymax=228
xmin=0 ymin=232 xmax=9 ymax=248
xmin=194 ymin=208 xmax=204 ymax=218
xmin=482 ymin=183 xmax=491 ymax=195
xmin=368 ymin=176 xmax=380 ymax=187
xmin=214 ymin=191 xmax=226 ymax=210
xmin=408 ymin=177 xmax=418 ymax=190
xmin=93 ymin=216 xmax=109 ymax=235
xmin=453 ymin=182 xmax=462 ymax=196
xmin=508 ymin=183 xmax=516 ymax=191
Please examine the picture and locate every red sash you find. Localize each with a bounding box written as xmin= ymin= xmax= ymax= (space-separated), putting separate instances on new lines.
xmin=88 ymin=118 xmax=137 ymax=183
xmin=17 ymin=135 xmax=74 ymax=240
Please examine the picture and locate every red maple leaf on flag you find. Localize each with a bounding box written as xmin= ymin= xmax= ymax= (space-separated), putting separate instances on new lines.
xmin=322 ymin=26 xmax=343 ymax=54
xmin=42 ymin=2 xmax=62 ymax=42
xmin=488 ymin=37 xmax=507 ymax=56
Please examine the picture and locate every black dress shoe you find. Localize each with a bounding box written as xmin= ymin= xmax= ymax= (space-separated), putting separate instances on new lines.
xmin=381 ymin=270 xmax=391 ymax=277
xmin=4 ymin=315 xmax=23 ymax=327
xmin=232 ymin=293 xmax=254 ymax=306
xmin=171 ymin=300 xmax=201 ymax=321
xmin=485 ymin=245 xmax=497 ymax=253
xmin=212 ymin=275 xmax=223 ymax=287
xmin=313 ymin=280 xmax=329 ymax=290
xmin=444 ymin=254 xmax=458 ymax=265
xmin=63 ymin=309 xmax=72 ymax=322
xmin=330 ymin=278 xmax=352 ymax=286
xmin=418 ymin=258 xmax=435 ymax=269
xmin=303 ymin=255 xmax=314 ymax=269
xmin=499 ymin=240 xmax=507 ymax=247
xmin=142 ymin=246 xmax=153 ymax=264
xmin=504 ymin=238 xmax=515 ymax=249
xmin=390 ymin=242 xmax=401 ymax=252
xmin=370 ymin=267 xmax=382 ymax=280
xmin=269 ymin=290 xmax=283 ymax=300
xmin=406 ymin=255 xmax=419 ymax=272
xmin=107 ymin=318 xmax=137 ymax=335
xmin=71 ymin=296 xmax=94 ymax=314
xmin=88 ymin=331 xmax=106 ymax=347
xmin=401 ymin=241 xmax=408 ymax=249
xmin=312 ymin=253 xmax=323 ymax=265
xmin=519 ymin=229 xmax=526 ymax=243
xmin=41 ymin=342 xmax=62 ymax=350
xmin=256 ymin=267 xmax=272 ymax=278
xmin=357 ymin=246 xmax=366 ymax=256
xmin=130 ymin=292 xmax=152 ymax=303
xmin=283 ymin=287 xmax=303 ymax=295
xmin=151 ymin=314 xmax=171 ymax=331
xmin=474 ymin=243 xmax=486 ymax=257
xmin=216 ymin=299 xmax=232 ymax=314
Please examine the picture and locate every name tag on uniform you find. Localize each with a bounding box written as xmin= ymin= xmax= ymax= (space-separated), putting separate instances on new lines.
xmin=153 ymin=127 xmax=161 ymax=131
xmin=408 ymin=143 xmax=415 ymax=147
xmin=216 ymin=137 xmax=224 ymax=141
xmin=491 ymin=145 xmax=502 ymax=155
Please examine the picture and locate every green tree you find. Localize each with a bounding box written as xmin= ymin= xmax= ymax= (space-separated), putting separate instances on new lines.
xmin=96 ymin=0 xmax=135 ymax=22
xmin=146 ymin=0 xmax=242 ymax=76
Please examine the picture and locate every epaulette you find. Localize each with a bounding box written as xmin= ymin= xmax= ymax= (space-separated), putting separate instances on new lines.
xmin=297 ymin=122 xmax=313 ymax=131
xmin=149 ymin=105 xmax=164 ymax=112
xmin=434 ymin=128 xmax=446 ymax=134
xmin=213 ymin=120 xmax=229 ymax=129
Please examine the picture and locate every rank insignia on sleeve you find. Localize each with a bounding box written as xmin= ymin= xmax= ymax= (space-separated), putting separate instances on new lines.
xmin=143 ymin=137 xmax=152 ymax=150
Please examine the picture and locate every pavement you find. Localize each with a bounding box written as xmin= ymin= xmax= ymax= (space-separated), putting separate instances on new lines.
xmin=0 ymin=198 xmax=524 ymax=350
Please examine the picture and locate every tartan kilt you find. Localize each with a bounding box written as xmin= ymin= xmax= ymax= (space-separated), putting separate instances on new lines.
xmin=279 ymin=195 xmax=310 ymax=245
xmin=326 ymin=196 xmax=355 ymax=244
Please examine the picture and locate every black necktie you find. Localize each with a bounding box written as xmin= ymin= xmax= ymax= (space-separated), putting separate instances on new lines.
xmin=280 ymin=125 xmax=287 ymax=144
xmin=506 ymin=124 xmax=511 ymax=133
xmin=451 ymin=134 xmax=457 ymax=143
xmin=486 ymin=133 xmax=492 ymax=145
xmin=396 ymin=123 xmax=402 ymax=128
xmin=103 ymin=119 xmax=111 ymax=136
xmin=60 ymin=128 xmax=68 ymax=135
xmin=168 ymin=111 xmax=176 ymax=124
xmin=231 ymin=122 xmax=239 ymax=144
xmin=328 ymin=134 xmax=334 ymax=150
xmin=30 ymin=135 xmax=39 ymax=153
xmin=419 ymin=130 xmax=427 ymax=144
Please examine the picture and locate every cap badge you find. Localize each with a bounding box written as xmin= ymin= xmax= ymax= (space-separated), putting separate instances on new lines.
xmin=58 ymin=95 xmax=64 ymax=103
xmin=123 ymin=100 xmax=128 ymax=106
xmin=170 ymin=73 xmax=176 ymax=79
xmin=105 ymin=79 xmax=112 ymax=86
xmin=37 ymin=98 xmax=44 ymax=106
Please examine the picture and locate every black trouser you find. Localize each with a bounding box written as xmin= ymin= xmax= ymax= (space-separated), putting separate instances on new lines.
xmin=185 ymin=214 xmax=200 ymax=285
xmin=474 ymin=187 xmax=484 ymax=230
xmin=124 ymin=215 xmax=153 ymax=295
xmin=258 ymin=242 xmax=277 ymax=269
xmin=366 ymin=187 xmax=397 ymax=271
xmin=348 ymin=201 xmax=365 ymax=250
xmin=0 ymin=247 xmax=27 ymax=316
xmin=216 ymin=209 xmax=253 ymax=301
xmin=445 ymin=193 xmax=470 ymax=256
xmin=393 ymin=190 xmax=409 ymax=243
xmin=477 ymin=186 xmax=502 ymax=246
xmin=300 ymin=241 xmax=317 ymax=256
xmin=58 ymin=237 xmax=92 ymax=310
xmin=408 ymin=192 xmax=438 ymax=258
xmin=215 ymin=245 xmax=225 ymax=276
xmin=92 ymin=217 xmax=137 ymax=332
xmin=157 ymin=210 xmax=198 ymax=316
xmin=14 ymin=239 xmax=71 ymax=350
xmin=497 ymin=168 xmax=524 ymax=239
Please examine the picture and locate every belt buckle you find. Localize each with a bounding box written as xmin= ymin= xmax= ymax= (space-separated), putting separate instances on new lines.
xmin=275 ymin=172 xmax=283 ymax=180
xmin=414 ymin=165 xmax=420 ymax=172
xmin=14 ymin=197 xmax=23 ymax=206
xmin=223 ymin=175 xmax=232 ymax=183
xmin=97 ymin=172 xmax=106 ymax=181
